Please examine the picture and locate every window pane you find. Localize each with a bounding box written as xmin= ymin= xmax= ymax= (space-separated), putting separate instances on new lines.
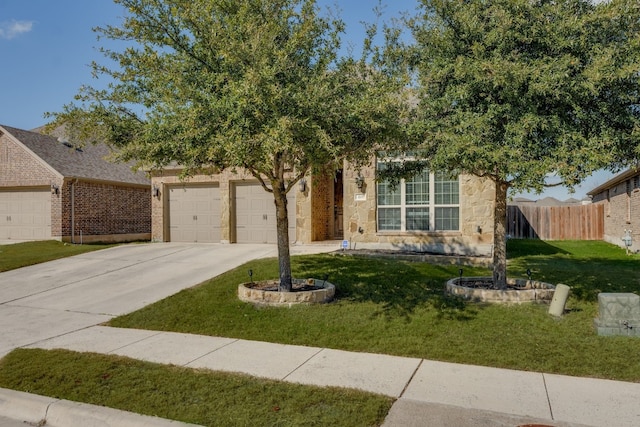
xmin=435 ymin=207 xmax=459 ymax=231
xmin=378 ymin=208 xmax=401 ymax=230
xmin=407 ymin=208 xmax=429 ymax=231
xmin=435 ymin=172 xmax=459 ymax=205
xmin=377 ymin=180 xmax=401 ymax=206
xmin=376 ymin=162 xmax=401 ymax=206
xmin=406 ymin=169 xmax=429 ymax=205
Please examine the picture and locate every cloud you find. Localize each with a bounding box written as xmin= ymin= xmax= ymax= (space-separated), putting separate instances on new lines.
xmin=0 ymin=20 xmax=34 ymax=40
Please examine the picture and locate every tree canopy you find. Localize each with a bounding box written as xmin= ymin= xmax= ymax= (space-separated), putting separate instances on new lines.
xmin=48 ymin=0 xmax=408 ymax=290
xmin=398 ymin=0 xmax=640 ymax=285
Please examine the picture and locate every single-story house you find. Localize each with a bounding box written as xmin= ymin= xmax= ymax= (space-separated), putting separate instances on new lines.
xmin=588 ymin=168 xmax=640 ymax=253
xmin=0 ymin=124 xmax=151 ymax=243
xmin=150 ymin=155 xmax=496 ymax=255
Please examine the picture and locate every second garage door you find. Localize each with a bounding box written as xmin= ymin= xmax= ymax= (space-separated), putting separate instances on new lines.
xmin=0 ymin=189 xmax=51 ymax=240
xmin=235 ymin=183 xmax=296 ymax=244
xmin=168 ymin=185 xmax=221 ymax=243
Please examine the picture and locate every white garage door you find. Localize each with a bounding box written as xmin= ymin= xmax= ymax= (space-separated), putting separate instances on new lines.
xmin=168 ymin=185 xmax=221 ymax=243
xmin=235 ymin=183 xmax=295 ymax=244
xmin=0 ymin=189 xmax=51 ymax=240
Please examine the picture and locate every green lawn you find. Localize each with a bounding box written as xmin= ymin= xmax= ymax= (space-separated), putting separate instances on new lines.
xmin=0 ymin=349 xmax=392 ymax=427
xmin=108 ymin=239 xmax=640 ymax=381
xmin=0 ymin=240 xmax=115 ymax=272
xmin=1 ymin=239 xmax=639 ymax=426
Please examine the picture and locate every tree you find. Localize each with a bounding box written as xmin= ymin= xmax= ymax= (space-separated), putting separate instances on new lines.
xmin=395 ymin=0 xmax=640 ymax=287
xmin=47 ymin=0 xmax=407 ymax=291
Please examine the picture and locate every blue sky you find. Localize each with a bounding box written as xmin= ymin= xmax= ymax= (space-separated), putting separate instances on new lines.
xmin=0 ymin=0 xmax=616 ymax=199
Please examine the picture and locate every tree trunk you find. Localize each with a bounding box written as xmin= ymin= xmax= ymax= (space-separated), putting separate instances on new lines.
xmin=493 ymin=179 xmax=509 ymax=289
xmin=273 ymin=180 xmax=293 ymax=292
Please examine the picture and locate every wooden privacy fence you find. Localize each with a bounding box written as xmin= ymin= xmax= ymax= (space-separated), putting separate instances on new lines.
xmin=507 ymin=204 xmax=604 ymax=240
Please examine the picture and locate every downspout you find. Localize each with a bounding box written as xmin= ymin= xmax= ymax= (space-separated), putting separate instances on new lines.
xmin=71 ymin=178 xmax=77 ymax=244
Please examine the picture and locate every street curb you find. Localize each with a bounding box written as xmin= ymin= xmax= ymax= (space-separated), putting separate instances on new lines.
xmin=0 ymin=388 xmax=202 ymax=427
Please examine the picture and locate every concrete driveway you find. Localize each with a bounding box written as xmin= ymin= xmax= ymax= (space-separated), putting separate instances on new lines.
xmin=0 ymin=242 xmax=335 ymax=357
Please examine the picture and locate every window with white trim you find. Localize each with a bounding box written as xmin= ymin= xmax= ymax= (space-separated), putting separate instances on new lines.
xmin=376 ymin=157 xmax=460 ymax=232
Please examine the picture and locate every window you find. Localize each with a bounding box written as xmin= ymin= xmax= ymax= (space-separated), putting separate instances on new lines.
xmin=376 ymin=157 xmax=459 ymax=232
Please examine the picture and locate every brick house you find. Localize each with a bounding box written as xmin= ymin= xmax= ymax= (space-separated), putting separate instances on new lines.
xmin=588 ymin=168 xmax=640 ymax=253
xmin=150 ymin=154 xmax=495 ymax=255
xmin=0 ymin=124 xmax=151 ymax=243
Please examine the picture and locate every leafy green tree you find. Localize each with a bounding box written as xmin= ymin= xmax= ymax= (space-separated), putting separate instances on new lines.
xmin=47 ymin=0 xmax=407 ymax=291
xmin=398 ymin=0 xmax=640 ymax=286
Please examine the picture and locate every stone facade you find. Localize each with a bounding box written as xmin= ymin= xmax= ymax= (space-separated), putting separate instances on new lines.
xmin=152 ymin=160 xmax=495 ymax=256
xmin=589 ymin=169 xmax=640 ymax=253
xmin=341 ymin=163 xmax=495 ymax=255
xmin=151 ymin=167 xmax=258 ymax=243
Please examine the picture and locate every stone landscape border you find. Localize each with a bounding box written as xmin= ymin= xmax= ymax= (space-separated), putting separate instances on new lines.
xmin=446 ymin=277 xmax=556 ymax=304
xmin=238 ymin=278 xmax=335 ymax=307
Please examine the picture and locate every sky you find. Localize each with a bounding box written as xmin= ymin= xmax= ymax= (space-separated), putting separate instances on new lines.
xmin=0 ymin=0 xmax=618 ymax=200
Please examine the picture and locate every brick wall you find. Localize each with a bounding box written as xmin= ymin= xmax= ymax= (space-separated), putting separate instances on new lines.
xmin=592 ymin=175 xmax=640 ymax=252
xmin=0 ymin=133 xmax=58 ymax=186
xmin=62 ymin=180 xmax=151 ymax=240
xmin=1 ymin=131 xmax=62 ymax=238
xmin=2 ymin=132 xmax=150 ymax=242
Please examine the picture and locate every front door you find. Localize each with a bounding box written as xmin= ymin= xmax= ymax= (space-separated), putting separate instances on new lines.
xmin=333 ymin=170 xmax=343 ymax=239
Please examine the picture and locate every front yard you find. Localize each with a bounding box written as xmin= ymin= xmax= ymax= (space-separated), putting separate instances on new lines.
xmin=1 ymin=239 xmax=638 ymax=426
xmin=106 ymin=239 xmax=640 ymax=381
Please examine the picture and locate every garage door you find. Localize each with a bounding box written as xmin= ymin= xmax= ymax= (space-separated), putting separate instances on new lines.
xmin=0 ymin=189 xmax=51 ymax=240
xmin=168 ymin=185 xmax=221 ymax=243
xmin=235 ymin=183 xmax=295 ymax=244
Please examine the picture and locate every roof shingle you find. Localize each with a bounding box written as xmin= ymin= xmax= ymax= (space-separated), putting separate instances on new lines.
xmin=0 ymin=124 xmax=149 ymax=186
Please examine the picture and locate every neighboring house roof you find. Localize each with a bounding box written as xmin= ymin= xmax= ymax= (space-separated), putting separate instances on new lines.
xmin=509 ymin=197 xmax=535 ymax=204
xmin=587 ymin=167 xmax=640 ymax=196
xmin=509 ymin=196 xmax=585 ymax=206
xmin=0 ymin=124 xmax=149 ymax=186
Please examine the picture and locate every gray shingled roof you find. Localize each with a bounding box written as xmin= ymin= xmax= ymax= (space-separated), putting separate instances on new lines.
xmin=1 ymin=125 xmax=149 ymax=186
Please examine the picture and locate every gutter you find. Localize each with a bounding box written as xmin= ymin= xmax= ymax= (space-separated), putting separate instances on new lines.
xmin=587 ymin=167 xmax=640 ymax=196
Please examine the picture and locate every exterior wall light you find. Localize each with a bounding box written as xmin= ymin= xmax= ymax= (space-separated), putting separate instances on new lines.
xmin=51 ymin=184 xmax=59 ymax=195
xmin=152 ymin=185 xmax=160 ymax=197
xmin=355 ymin=174 xmax=365 ymax=191
xmin=298 ymin=178 xmax=307 ymax=192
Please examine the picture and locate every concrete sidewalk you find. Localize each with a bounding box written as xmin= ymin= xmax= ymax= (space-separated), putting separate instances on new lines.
xmin=16 ymin=325 xmax=640 ymax=427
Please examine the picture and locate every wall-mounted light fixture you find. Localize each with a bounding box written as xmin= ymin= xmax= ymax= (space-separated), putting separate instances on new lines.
xmin=355 ymin=174 xmax=365 ymax=192
xmin=298 ymin=178 xmax=307 ymax=192
xmin=51 ymin=184 xmax=59 ymax=195
xmin=152 ymin=184 xmax=160 ymax=197
xmin=476 ymin=225 xmax=482 ymax=234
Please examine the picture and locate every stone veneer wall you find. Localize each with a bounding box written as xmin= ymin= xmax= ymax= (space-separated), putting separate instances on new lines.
xmin=591 ymin=175 xmax=640 ymax=253
xmin=151 ymin=168 xmax=309 ymax=243
xmin=151 ymin=162 xmax=496 ymax=254
xmin=342 ymin=163 xmax=495 ymax=256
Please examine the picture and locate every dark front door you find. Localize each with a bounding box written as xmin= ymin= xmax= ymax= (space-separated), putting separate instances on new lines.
xmin=333 ymin=170 xmax=343 ymax=239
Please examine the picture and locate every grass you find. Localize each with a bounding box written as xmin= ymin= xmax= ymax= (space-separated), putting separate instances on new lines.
xmin=0 ymin=348 xmax=392 ymax=427
xmin=0 ymin=240 xmax=115 ymax=272
xmin=1 ymin=239 xmax=639 ymax=425
xmin=107 ymin=239 xmax=640 ymax=381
